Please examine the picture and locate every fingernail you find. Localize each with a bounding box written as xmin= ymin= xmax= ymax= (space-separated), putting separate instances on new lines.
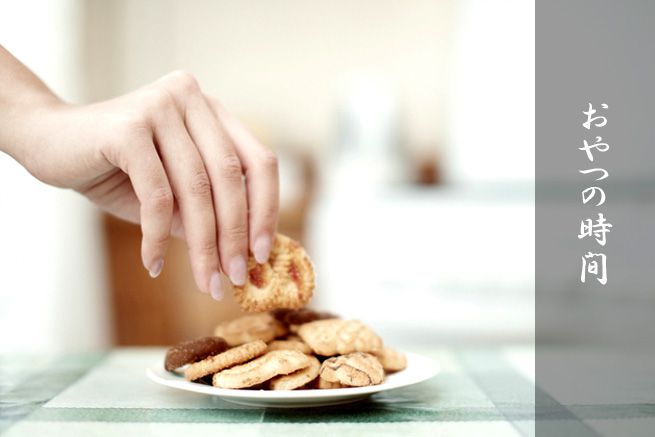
xmin=209 ymin=271 xmax=223 ymax=300
xmin=229 ymin=257 xmax=247 ymax=286
xmin=254 ymin=235 xmax=272 ymax=264
xmin=149 ymin=259 xmax=164 ymax=278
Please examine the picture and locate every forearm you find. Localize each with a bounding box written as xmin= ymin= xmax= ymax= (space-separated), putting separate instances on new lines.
xmin=0 ymin=44 xmax=64 ymax=165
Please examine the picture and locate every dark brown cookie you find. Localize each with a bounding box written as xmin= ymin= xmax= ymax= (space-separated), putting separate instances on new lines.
xmin=165 ymin=336 xmax=229 ymax=371
xmin=271 ymin=308 xmax=338 ymax=326
xmin=270 ymin=308 xmax=294 ymax=322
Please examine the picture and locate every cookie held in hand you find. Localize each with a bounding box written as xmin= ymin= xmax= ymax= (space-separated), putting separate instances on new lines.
xmin=320 ymin=352 xmax=385 ymax=387
xmin=233 ymin=234 xmax=315 ymax=312
xmin=165 ymin=336 xmax=229 ymax=371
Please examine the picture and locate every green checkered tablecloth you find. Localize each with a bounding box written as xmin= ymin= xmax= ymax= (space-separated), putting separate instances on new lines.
xmin=1 ymin=347 xmax=535 ymax=436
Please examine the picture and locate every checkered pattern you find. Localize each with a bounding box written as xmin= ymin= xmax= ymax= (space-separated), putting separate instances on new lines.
xmin=2 ymin=347 xmax=539 ymax=436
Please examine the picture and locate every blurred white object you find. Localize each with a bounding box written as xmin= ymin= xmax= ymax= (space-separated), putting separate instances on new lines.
xmin=447 ymin=0 xmax=535 ymax=182
xmin=327 ymin=74 xmax=405 ymax=195
xmin=339 ymin=74 xmax=397 ymax=161
xmin=308 ymin=187 xmax=534 ymax=343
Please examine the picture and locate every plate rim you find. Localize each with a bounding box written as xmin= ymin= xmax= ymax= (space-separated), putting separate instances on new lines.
xmin=146 ymin=350 xmax=440 ymax=400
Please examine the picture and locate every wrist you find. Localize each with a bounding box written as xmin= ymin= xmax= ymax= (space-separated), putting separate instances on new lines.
xmin=0 ymin=45 xmax=65 ymax=166
xmin=2 ymin=96 xmax=69 ymax=179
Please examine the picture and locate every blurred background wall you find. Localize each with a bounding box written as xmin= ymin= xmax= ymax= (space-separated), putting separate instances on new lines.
xmin=0 ymin=0 xmax=534 ymax=352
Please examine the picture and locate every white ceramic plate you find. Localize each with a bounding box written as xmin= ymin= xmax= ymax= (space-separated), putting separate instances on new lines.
xmin=146 ymin=351 xmax=439 ymax=408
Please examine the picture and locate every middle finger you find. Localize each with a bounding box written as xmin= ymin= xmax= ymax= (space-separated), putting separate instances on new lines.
xmin=148 ymin=91 xmax=221 ymax=296
xmin=174 ymin=84 xmax=249 ymax=287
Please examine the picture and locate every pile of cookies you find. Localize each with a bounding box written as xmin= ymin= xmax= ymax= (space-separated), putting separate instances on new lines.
xmin=165 ymin=309 xmax=407 ymax=390
xmin=165 ymin=234 xmax=406 ymax=390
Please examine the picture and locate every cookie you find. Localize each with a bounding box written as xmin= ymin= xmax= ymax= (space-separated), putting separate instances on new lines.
xmin=317 ymin=377 xmax=346 ymax=389
xmin=212 ymin=350 xmax=312 ymax=389
xmin=268 ymin=355 xmax=320 ymax=390
xmin=184 ymin=340 xmax=267 ymax=381
xmin=214 ymin=313 xmax=287 ymax=346
xmin=164 ymin=336 xmax=229 ymax=371
xmin=267 ymin=339 xmax=313 ymax=355
xmin=233 ymin=234 xmax=315 ymax=312
xmin=271 ymin=308 xmax=338 ymax=325
xmin=297 ymin=319 xmax=383 ymax=356
xmin=373 ymin=347 xmax=407 ymax=372
xmin=320 ymin=352 xmax=385 ymax=387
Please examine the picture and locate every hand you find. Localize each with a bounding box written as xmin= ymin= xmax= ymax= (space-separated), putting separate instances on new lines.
xmin=10 ymin=71 xmax=279 ymax=299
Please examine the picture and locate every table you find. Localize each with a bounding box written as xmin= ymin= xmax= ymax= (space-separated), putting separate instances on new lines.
xmin=1 ymin=347 xmax=534 ymax=436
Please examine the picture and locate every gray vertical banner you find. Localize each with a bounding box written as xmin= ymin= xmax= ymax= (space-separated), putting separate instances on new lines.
xmin=537 ymin=1 xmax=655 ymax=436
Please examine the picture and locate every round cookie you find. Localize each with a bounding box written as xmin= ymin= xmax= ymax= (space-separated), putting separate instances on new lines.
xmin=184 ymin=340 xmax=267 ymax=381
xmin=268 ymin=355 xmax=321 ymax=390
xmin=317 ymin=377 xmax=346 ymax=389
xmin=267 ymin=339 xmax=313 ymax=355
xmin=320 ymin=352 xmax=385 ymax=387
xmin=233 ymin=234 xmax=315 ymax=312
xmin=297 ymin=319 xmax=383 ymax=356
xmin=165 ymin=336 xmax=229 ymax=371
xmin=373 ymin=347 xmax=407 ymax=372
xmin=214 ymin=313 xmax=287 ymax=346
xmin=212 ymin=350 xmax=312 ymax=389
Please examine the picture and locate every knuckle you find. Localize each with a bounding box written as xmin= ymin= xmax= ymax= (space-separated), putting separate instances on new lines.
xmin=258 ymin=149 xmax=279 ymax=171
xmin=128 ymin=114 xmax=150 ymax=133
xmin=147 ymin=187 xmax=174 ymax=212
xmin=144 ymin=88 xmax=176 ymax=112
xmin=219 ymin=155 xmax=243 ymax=181
xmin=114 ymin=113 xmax=149 ymax=142
xmin=149 ymin=230 xmax=171 ymax=248
xmin=168 ymin=70 xmax=200 ymax=94
xmin=188 ymin=170 xmax=212 ymax=197
xmin=103 ymin=114 xmax=154 ymax=173
xmin=193 ymin=236 xmax=218 ymax=256
xmin=222 ymin=222 xmax=248 ymax=242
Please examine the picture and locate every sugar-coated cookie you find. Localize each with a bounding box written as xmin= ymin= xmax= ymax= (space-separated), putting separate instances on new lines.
xmin=320 ymin=352 xmax=385 ymax=387
xmin=317 ymin=377 xmax=347 ymax=389
xmin=233 ymin=234 xmax=315 ymax=312
xmin=298 ymin=319 xmax=383 ymax=356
